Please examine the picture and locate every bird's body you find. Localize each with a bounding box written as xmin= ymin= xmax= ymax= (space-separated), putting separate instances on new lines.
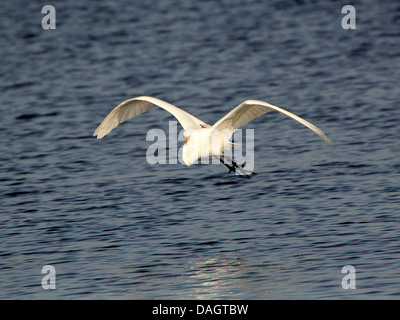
xmin=93 ymin=96 xmax=331 ymax=174
xmin=182 ymin=126 xmax=233 ymax=166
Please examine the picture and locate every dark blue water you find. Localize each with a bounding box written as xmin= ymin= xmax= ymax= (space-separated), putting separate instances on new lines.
xmin=1 ymin=0 xmax=399 ymax=299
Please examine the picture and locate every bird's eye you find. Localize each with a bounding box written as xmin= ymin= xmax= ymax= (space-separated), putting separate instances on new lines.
xmin=185 ymin=136 xmax=189 ymax=143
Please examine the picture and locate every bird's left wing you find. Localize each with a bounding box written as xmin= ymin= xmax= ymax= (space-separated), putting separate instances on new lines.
xmin=93 ymin=96 xmax=208 ymax=139
xmin=211 ymin=100 xmax=332 ymax=144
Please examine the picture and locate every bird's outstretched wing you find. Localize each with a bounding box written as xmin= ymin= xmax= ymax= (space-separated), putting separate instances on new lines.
xmin=93 ymin=96 xmax=208 ymax=139
xmin=211 ymin=100 xmax=332 ymax=144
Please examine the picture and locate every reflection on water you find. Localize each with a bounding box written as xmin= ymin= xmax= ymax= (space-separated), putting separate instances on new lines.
xmin=188 ymin=257 xmax=245 ymax=299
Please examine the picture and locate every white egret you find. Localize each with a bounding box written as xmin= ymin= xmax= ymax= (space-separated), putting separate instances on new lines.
xmin=93 ymin=96 xmax=332 ymax=176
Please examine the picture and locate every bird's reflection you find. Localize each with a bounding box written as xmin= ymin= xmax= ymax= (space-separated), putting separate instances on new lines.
xmin=187 ymin=256 xmax=246 ymax=299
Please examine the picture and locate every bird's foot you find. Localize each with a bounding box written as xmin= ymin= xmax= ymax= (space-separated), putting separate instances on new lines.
xmin=218 ymin=155 xmax=255 ymax=178
xmin=227 ymin=164 xmax=236 ymax=173
xmin=226 ymin=160 xmax=254 ymax=178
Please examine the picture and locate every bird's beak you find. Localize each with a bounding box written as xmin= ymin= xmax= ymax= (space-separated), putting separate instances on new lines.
xmin=185 ymin=136 xmax=189 ymax=144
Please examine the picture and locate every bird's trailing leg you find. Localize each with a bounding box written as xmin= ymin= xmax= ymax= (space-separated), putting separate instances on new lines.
xmin=217 ymin=153 xmax=255 ymax=178
xmin=217 ymin=156 xmax=236 ymax=174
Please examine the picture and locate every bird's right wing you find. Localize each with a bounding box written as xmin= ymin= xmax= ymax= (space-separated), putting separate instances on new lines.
xmin=93 ymin=96 xmax=209 ymax=139
xmin=211 ymin=100 xmax=332 ymax=144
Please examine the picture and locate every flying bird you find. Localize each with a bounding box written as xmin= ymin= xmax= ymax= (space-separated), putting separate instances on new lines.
xmin=93 ymin=96 xmax=332 ymax=176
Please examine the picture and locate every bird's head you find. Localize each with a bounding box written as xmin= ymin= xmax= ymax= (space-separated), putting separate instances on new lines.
xmin=182 ymin=130 xmax=198 ymax=166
